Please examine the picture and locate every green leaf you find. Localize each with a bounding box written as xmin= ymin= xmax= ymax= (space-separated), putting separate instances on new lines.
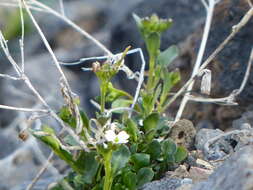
xmin=95 ymin=47 xmax=130 ymax=83
xmin=125 ymin=118 xmax=139 ymax=142
xmin=145 ymin=129 xmax=156 ymax=143
xmin=130 ymin=143 xmax=138 ymax=154
xmin=162 ymin=71 xmax=181 ymax=93
xmin=146 ymin=140 xmax=161 ymax=160
xmin=92 ymin=182 xmax=103 ymax=190
xmin=123 ymin=171 xmax=137 ymax=190
xmin=133 ymin=13 xmax=173 ymax=59
xmin=142 ymin=92 xmax=154 ymax=115
xmin=111 ymin=99 xmax=133 ymax=113
xmin=174 ymin=146 xmax=188 ymax=163
xmin=131 ymin=153 xmax=150 ymax=171
xmin=141 ymin=85 xmax=161 ymax=116
xmin=58 ymin=107 xmax=90 ymax=131
xmin=151 ymin=84 xmax=162 ymax=109
xmin=31 ymin=126 xmax=79 ymax=172
xmin=137 ymin=167 xmax=154 ymax=187
xmin=59 ymin=106 xmax=75 ymax=127
xmin=157 ymin=116 xmax=169 ymax=132
xmin=161 ymin=139 xmax=177 ymax=161
xmin=80 ymin=111 xmax=90 ymax=130
xmin=157 ymin=45 xmax=179 ymax=67
xmin=3 ymin=10 xmax=32 ymax=40
xmin=133 ymin=13 xmax=173 ymax=37
xmin=63 ymin=135 xmax=79 ymax=146
xmin=112 ymin=145 xmax=131 ymax=176
xmin=106 ymin=83 xmax=133 ymax=102
xmin=159 ymin=70 xmax=180 ymax=108
xmin=74 ymin=151 xmax=100 ymax=183
xmin=143 ymin=113 xmax=160 ymax=133
xmin=113 ymin=183 xmax=125 ymax=190
xmin=143 ymin=113 xmax=160 ymax=142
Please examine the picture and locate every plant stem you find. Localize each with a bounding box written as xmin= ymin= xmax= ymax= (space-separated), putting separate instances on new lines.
xmin=103 ymin=150 xmax=113 ymax=190
xmin=100 ymin=82 xmax=107 ymax=113
xmin=175 ymin=0 xmax=215 ymax=121
xmin=147 ymin=56 xmax=155 ymax=91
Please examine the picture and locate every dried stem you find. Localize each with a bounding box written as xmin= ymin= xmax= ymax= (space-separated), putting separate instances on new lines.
xmin=59 ymin=0 xmax=65 ymax=16
xmin=0 ymin=26 xmax=89 ymax=154
xmin=129 ymin=48 xmax=146 ymax=118
xmin=26 ymin=152 xmax=54 ymax=190
xmin=0 ymin=104 xmax=49 ymax=113
xmin=0 ymin=2 xmax=48 ymax=12
xmin=28 ymin=0 xmax=113 ymax=56
xmin=247 ymin=0 xmax=253 ymax=7
xmin=18 ymin=0 xmax=25 ymax=72
xmin=22 ymin=0 xmax=73 ymax=102
xmin=175 ymin=0 xmax=217 ymax=121
xmin=0 ymin=73 xmax=21 ymax=80
xmin=234 ymin=48 xmax=253 ymax=96
xmin=161 ymin=7 xmax=253 ymax=113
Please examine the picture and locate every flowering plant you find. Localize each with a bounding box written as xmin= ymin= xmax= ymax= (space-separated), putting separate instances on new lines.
xmin=31 ymin=14 xmax=187 ymax=190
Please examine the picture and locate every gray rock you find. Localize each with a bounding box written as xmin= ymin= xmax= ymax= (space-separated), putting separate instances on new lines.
xmin=232 ymin=111 xmax=253 ymax=130
xmin=196 ymin=128 xmax=253 ymax=160
xmin=176 ymin=184 xmax=193 ymax=190
xmin=195 ymin=128 xmax=229 ymax=160
xmin=196 ymin=120 xmax=214 ymax=131
xmin=169 ymin=119 xmax=196 ymax=150
xmin=195 ymin=128 xmax=224 ymax=152
xmin=142 ymin=178 xmax=184 ymax=190
xmin=192 ymin=145 xmax=253 ymax=190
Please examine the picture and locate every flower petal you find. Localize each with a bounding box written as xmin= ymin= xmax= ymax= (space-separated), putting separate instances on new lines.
xmin=117 ymin=131 xmax=129 ymax=144
xmin=105 ymin=130 xmax=116 ymax=142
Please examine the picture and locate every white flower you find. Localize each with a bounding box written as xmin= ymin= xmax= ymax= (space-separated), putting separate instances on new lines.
xmin=105 ymin=130 xmax=117 ymax=142
xmin=105 ymin=130 xmax=129 ymax=144
xmin=117 ymin=131 xmax=130 ymax=144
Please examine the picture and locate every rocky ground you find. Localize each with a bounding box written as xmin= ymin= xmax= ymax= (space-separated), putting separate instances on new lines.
xmin=0 ymin=0 xmax=253 ymax=189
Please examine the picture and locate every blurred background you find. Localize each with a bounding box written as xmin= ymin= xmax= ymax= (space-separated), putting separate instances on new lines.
xmin=0 ymin=0 xmax=252 ymax=189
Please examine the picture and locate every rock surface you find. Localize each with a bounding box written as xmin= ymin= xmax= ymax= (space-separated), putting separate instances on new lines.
xmin=177 ymin=0 xmax=253 ymax=128
xmin=192 ymin=145 xmax=253 ymax=190
xmin=142 ymin=178 xmax=192 ymax=190
xmin=169 ymin=119 xmax=196 ymax=150
xmin=195 ymin=127 xmax=253 ymax=160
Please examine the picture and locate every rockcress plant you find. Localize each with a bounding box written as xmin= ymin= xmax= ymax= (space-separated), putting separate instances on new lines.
xmin=31 ymin=14 xmax=187 ymax=190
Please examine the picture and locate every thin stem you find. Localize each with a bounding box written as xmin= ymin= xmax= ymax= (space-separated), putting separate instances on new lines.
xmin=29 ymin=0 xmax=113 ymax=56
xmin=175 ymin=0 xmax=215 ymax=121
xmin=103 ymin=150 xmax=113 ymax=190
xmin=147 ymin=56 xmax=155 ymax=91
xmin=22 ymin=0 xmax=73 ymax=102
xmin=26 ymin=152 xmax=54 ymax=190
xmin=0 ymin=73 xmax=21 ymax=80
xmin=129 ymin=48 xmax=146 ymax=118
xmin=161 ymin=7 xmax=253 ymax=113
xmin=18 ymin=0 xmax=25 ymax=72
xmin=247 ymin=0 xmax=253 ymax=7
xmin=0 ymin=2 xmax=49 ymax=12
xmin=0 ymin=104 xmax=49 ymax=113
xmin=1 ymin=23 xmax=90 ymax=153
xmin=235 ymin=48 xmax=253 ymax=95
xmin=59 ymin=0 xmax=65 ymax=16
xmin=100 ymin=81 xmax=108 ymax=113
